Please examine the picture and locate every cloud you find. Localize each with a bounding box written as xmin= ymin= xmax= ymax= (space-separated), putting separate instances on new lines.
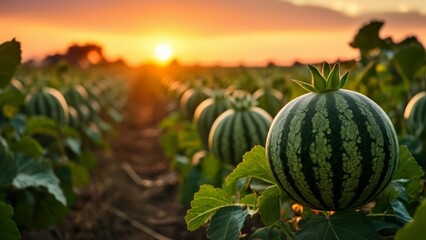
xmin=0 ymin=0 xmax=357 ymax=35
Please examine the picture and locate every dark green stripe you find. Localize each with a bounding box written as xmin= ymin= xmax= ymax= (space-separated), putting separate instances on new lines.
xmin=299 ymin=95 xmax=328 ymax=208
xmin=271 ymin=99 xmax=312 ymax=206
xmin=240 ymin=112 xmax=253 ymax=152
xmin=340 ymin=92 xmax=374 ymax=206
xmin=325 ymin=94 xmax=344 ymax=208
xmin=362 ymin=97 xmax=396 ymax=201
xmin=226 ymin=114 xmax=237 ymax=165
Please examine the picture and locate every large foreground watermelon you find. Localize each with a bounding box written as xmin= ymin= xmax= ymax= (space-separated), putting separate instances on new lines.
xmin=266 ymin=63 xmax=399 ymax=210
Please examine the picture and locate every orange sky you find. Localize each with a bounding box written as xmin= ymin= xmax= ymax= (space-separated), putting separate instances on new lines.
xmin=1 ymin=0 xmax=426 ymax=66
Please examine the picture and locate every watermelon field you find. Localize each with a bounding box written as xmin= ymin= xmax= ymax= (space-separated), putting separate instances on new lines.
xmin=0 ymin=19 xmax=426 ymax=240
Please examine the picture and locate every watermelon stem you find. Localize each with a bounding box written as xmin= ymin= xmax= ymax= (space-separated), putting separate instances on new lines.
xmin=292 ymin=62 xmax=350 ymax=93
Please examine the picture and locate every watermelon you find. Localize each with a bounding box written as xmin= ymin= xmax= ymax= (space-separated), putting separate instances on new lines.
xmin=26 ymin=87 xmax=69 ymax=125
xmin=180 ymin=87 xmax=211 ymax=121
xmin=404 ymin=91 xmax=426 ymax=138
xmin=253 ymin=87 xmax=284 ymax=117
xmin=209 ymin=92 xmax=272 ymax=166
xmin=68 ymin=106 xmax=80 ymax=128
xmin=63 ymin=85 xmax=89 ymax=107
xmin=266 ymin=63 xmax=399 ymax=210
xmin=193 ymin=89 xmax=230 ymax=150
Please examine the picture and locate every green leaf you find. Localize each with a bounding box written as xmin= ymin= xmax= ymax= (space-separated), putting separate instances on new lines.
xmin=296 ymin=210 xmax=379 ymax=240
xmin=225 ymin=146 xmax=275 ymax=187
xmin=66 ymin=161 xmax=90 ymax=188
xmin=78 ymin=151 xmax=97 ymax=170
xmin=292 ymin=79 xmax=316 ymax=93
xmin=185 ymin=184 xmax=234 ymax=231
xmin=64 ymin=137 xmax=81 ymax=156
xmin=390 ymin=200 xmax=412 ymax=225
xmin=13 ymin=188 xmax=68 ymax=229
xmin=0 ymin=138 xmax=16 ymax=185
xmin=258 ymin=185 xmax=281 ymax=226
xmin=12 ymin=154 xmax=67 ymax=206
xmin=308 ymin=65 xmax=326 ymax=91
xmin=0 ymin=201 xmax=20 ymax=240
xmin=349 ymin=21 xmax=385 ymax=51
xmin=394 ymin=146 xmax=424 ymax=180
xmin=0 ymin=39 xmax=21 ymax=88
xmin=10 ymin=136 xmax=44 ymax=159
xmin=240 ymin=193 xmax=257 ymax=208
xmin=180 ymin=165 xmax=202 ymax=208
xmin=339 ymin=71 xmax=349 ymax=88
xmin=392 ymin=43 xmax=425 ymax=81
xmin=207 ymin=206 xmax=248 ymax=240
xmin=392 ymin=146 xmax=424 ymax=200
xmin=327 ymin=63 xmax=340 ymax=89
xmin=249 ymin=226 xmax=285 ymax=240
xmin=24 ymin=116 xmax=60 ymax=139
xmin=395 ymin=200 xmax=426 ymax=240
xmin=322 ymin=62 xmax=331 ymax=79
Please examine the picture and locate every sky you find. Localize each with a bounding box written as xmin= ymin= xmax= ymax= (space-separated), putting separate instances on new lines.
xmin=1 ymin=0 xmax=425 ymax=66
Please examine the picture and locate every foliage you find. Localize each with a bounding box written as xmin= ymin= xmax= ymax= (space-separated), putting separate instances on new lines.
xmin=0 ymin=38 xmax=127 ymax=236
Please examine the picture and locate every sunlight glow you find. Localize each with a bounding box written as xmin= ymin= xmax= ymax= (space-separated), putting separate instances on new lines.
xmin=155 ymin=43 xmax=172 ymax=62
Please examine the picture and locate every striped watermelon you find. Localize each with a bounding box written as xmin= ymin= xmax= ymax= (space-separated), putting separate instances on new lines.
xmin=68 ymin=106 xmax=80 ymax=128
xmin=266 ymin=63 xmax=399 ymax=210
xmin=404 ymin=91 xmax=426 ymax=138
xmin=63 ymin=85 xmax=89 ymax=107
xmin=26 ymin=87 xmax=69 ymax=125
xmin=253 ymin=87 xmax=284 ymax=117
xmin=209 ymin=92 xmax=272 ymax=166
xmin=180 ymin=87 xmax=211 ymax=121
xmin=193 ymin=89 xmax=230 ymax=150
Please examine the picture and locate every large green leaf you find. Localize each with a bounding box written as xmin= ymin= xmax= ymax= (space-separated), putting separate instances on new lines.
xmin=225 ymin=146 xmax=275 ymax=187
xmin=392 ymin=43 xmax=425 ymax=81
xmin=10 ymin=136 xmax=44 ymax=159
xmin=12 ymin=154 xmax=67 ymax=205
xmin=185 ymin=184 xmax=234 ymax=231
xmin=392 ymin=146 xmax=424 ymax=200
xmin=395 ymin=200 xmax=426 ymax=240
xmin=0 ymin=39 xmax=21 ymax=88
xmin=258 ymin=185 xmax=281 ymax=226
xmin=0 ymin=201 xmax=20 ymax=240
xmin=24 ymin=117 xmax=60 ymax=139
xmin=349 ymin=21 xmax=385 ymax=51
xmin=390 ymin=200 xmax=412 ymax=225
xmin=207 ymin=206 xmax=248 ymax=240
xmin=296 ymin=210 xmax=378 ymax=240
xmin=12 ymin=188 xmax=68 ymax=229
xmin=249 ymin=226 xmax=285 ymax=240
xmin=0 ymin=137 xmax=16 ymax=185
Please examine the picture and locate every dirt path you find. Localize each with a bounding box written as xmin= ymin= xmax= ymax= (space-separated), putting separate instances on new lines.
xmin=23 ymin=71 xmax=205 ymax=240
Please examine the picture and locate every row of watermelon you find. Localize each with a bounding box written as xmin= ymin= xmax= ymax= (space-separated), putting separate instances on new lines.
xmin=5 ymin=76 xmax=125 ymax=141
xmin=161 ymin=63 xmax=425 ymax=212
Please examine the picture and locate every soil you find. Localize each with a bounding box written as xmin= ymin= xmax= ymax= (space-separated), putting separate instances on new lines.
xmin=22 ymin=69 xmax=206 ymax=240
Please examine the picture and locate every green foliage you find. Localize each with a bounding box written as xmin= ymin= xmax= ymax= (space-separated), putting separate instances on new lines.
xmin=185 ymin=185 xmax=234 ymax=231
xmin=12 ymin=188 xmax=68 ymax=229
xmin=296 ymin=210 xmax=378 ymax=240
xmin=207 ymin=206 xmax=248 ymax=240
xmin=0 ymin=201 xmax=20 ymax=240
xmin=395 ymin=200 xmax=426 ymax=240
xmin=258 ymin=185 xmax=281 ymax=226
xmin=0 ymin=39 xmax=21 ymax=88
xmin=12 ymin=154 xmax=67 ymax=206
xmin=0 ymin=138 xmax=16 ymax=185
xmin=225 ymin=145 xmax=275 ymax=187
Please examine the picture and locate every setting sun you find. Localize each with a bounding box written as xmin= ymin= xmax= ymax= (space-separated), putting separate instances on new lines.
xmin=155 ymin=43 xmax=173 ymax=62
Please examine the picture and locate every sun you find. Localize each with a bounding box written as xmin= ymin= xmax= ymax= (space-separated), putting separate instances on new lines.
xmin=155 ymin=43 xmax=173 ymax=62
